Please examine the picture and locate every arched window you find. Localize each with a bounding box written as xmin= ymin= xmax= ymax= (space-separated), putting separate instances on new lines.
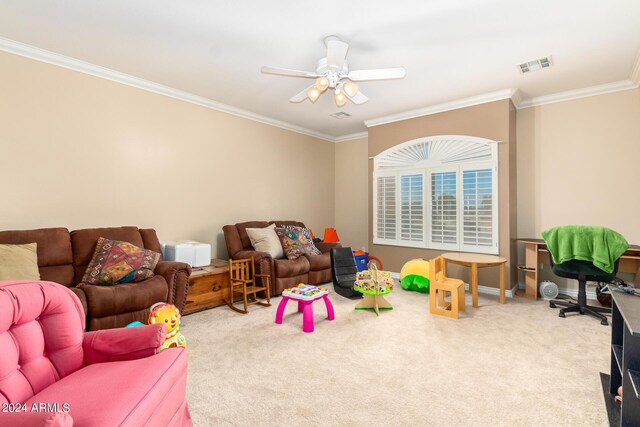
xmin=373 ymin=135 xmax=499 ymax=254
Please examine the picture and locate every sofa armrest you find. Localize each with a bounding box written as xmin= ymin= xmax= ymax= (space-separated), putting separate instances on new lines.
xmin=69 ymin=287 xmax=87 ymax=317
xmin=234 ymin=250 xmax=274 ymax=291
xmin=83 ymin=324 xmax=166 ymax=365
xmin=234 ymin=249 xmax=271 ymax=262
xmin=0 ymin=411 xmax=73 ymax=427
xmin=315 ymin=242 xmax=342 ymax=254
xmin=155 ymin=261 xmax=192 ymax=313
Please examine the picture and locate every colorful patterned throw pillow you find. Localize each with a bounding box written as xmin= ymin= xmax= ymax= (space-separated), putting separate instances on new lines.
xmin=275 ymin=227 xmax=319 ymax=260
xmin=281 ymin=225 xmax=321 ymax=254
xmin=82 ymin=237 xmax=160 ymax=286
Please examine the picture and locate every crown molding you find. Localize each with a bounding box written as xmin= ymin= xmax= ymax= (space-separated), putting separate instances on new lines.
xmin=0 ymin=37 xmax=337 ymax=143
xmin=3 ymin=37 xmax=640 ymax=142
xmin=334 ymin=131 xmax=368 ymax=143
xmin=362 ymin=76 xmax=639 ymax=127
xmin=360 ymin=50 xmax=640 ymax=126
xmin=517 ymin=80 xmax=638 ymax=109
xmin=509 ymin=88 xmax=523 ymax=109
xmin=364 ymin=88 xmax=518 ymax=128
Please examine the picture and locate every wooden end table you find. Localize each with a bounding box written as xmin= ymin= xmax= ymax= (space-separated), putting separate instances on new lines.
xmin=183 ymin=259 xmax=230 ymax=315
xmin=441 ymin=252 xmax=507 ymax=308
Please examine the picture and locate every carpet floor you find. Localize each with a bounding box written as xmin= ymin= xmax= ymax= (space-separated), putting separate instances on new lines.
xmin=181 ymin=286 xmax=610 ymax=426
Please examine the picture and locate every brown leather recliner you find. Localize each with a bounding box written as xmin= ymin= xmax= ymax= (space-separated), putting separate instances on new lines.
xmin=223 ymin=220 xmax=340 ymax=295
xmin=0 ymin=226 xmax=191 ymax=331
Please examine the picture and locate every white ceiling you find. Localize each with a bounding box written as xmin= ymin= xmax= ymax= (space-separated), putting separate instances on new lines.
xmin=1 ymin=0 xmax=639 ymax=140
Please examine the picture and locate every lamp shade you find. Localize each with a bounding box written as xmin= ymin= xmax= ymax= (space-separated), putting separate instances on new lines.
xmin=343 ymin=81 xmax=358 ymax=97
xmin=334 ymin=91 xmax=347 ymax=107
xmin=323 ymin=228 xmax=340 ymax=243
xmin=307 ymin=86 xmax=321 ymax=103
xmin=316 ymin=76 xmax=329 ymax=92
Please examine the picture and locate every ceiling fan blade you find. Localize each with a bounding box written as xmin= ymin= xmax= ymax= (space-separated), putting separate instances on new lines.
xmin=327 ymin=40 xmax=349 ymax=70
xmin=289 ymin=84 xmax=315 ymax=103
xmin=261 ymin=66 xmax=319 ymax=79
xmin=345 ymin=90 xmax=369 ymax=105
xmin=347 ymin=67 xmax=406 ymax=81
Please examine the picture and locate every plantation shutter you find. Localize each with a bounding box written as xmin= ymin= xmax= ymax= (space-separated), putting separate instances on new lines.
xmin=400 ymin=173 xmax=424 ymax=243
xmin=462 ymin=168 xmax=495 ymax=250
xmin=430 ymin=171 xmax=457 ymax=246
xmin=376 ymin=175 xmax=397 ymax=241
xmin=373 ymin=136 xmax=499 ymax=254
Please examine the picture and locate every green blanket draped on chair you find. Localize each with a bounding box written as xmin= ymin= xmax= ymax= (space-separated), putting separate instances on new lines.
xmin=541 ymin=225 xmax=629 ymax=274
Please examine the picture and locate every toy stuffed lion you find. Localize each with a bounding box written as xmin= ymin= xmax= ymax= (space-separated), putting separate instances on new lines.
xmin=148 ymin=302 xmax=187 ymax=350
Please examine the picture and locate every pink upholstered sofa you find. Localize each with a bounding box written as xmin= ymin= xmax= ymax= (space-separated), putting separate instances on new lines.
xmin=0 ymin=280 xmax=191 ymax=426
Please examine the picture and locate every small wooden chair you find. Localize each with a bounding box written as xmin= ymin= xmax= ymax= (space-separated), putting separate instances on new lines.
xmin=228 ymin=257 xmax=271 ymax=314
xmin=429 ymin=256 xmax=465 ymax=319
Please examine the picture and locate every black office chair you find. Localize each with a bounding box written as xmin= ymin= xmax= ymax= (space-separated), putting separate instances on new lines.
xmin=329 ymin=247 xmax=361 ymax=298
xmin=548 ymin=258 xmax=619 ymax=326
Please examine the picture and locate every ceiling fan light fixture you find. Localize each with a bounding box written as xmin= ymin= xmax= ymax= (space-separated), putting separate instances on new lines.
xmin=316 ymin=76 xmax=329 ymax=92
xmin=263 ymin=37 xmax=405 ymax=106
xmin=343 ymin=81 xmax=358 ymax=97
xmin=307 ymin=86 xmax=321 ymax=103
xmin=334 ymin=90 xmax=347 ymax=107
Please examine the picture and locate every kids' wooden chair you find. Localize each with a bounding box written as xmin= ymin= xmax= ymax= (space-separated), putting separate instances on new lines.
xmin=429 ymin=256 xmax=465 ymax=319
xmin=228 ymin=257 xmax=271 ymax=314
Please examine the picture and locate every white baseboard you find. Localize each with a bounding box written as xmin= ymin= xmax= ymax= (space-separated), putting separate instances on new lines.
xmin=390 ymin=272 xmax=517 ymax=298
xmin=463 ymin=283 xmax=518 ymax=298
xmin=516 ymin=283 xmax=597 ymax=300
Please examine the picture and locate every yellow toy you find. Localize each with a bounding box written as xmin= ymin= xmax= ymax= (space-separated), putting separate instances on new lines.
xmin=400 ymin=258 xmax=430 ymax=293
xmin=148 ymin=302 xmax=187 ymax=350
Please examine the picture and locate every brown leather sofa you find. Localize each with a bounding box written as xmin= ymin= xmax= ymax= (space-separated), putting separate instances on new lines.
xmin=223 ymin=220 xmax=340 ymax=295
xmin=0 ymin=226 xmax=191 ymax=331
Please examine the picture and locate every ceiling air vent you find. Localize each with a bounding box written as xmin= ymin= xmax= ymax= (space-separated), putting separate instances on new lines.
xmin=330 ymin=111 xmax=351 ymax=119
xmin=519 ymin=56 xmax=552 ymax=73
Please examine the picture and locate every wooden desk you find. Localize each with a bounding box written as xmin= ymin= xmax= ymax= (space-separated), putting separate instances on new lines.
xmin=516 ymin=239 xmax=640 ymax=300
xmin=441 ymin=252 xmax=507 ymax=307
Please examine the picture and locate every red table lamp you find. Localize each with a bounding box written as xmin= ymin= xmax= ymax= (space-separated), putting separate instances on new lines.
xmin=323 ymin=228 xmax=340 ymax=243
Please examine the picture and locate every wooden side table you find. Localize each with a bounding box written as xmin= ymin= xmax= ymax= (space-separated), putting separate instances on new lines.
xmin=441 ymin=252 xmax=507 ymax=307
xmin=183 ymin=259 xmax=230 ymax=315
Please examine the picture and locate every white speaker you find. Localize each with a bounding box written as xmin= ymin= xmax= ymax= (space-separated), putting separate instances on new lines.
xmin=539 ymin=280 xmax=559 ymax=299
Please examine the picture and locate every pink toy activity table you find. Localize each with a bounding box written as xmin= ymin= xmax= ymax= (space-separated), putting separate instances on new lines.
xmin=275 ymin=284 xmax=335 ymax=333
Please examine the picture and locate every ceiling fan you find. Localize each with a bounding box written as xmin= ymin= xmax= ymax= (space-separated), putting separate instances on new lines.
xmin=261 ymin=36 xmax=406 ymax=107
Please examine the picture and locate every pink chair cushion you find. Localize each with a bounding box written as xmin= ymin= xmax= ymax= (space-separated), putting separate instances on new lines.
xmin=25 ymin=348 xmax=187 ymax=426
xmin=0 ymin=411 xmax=73 ymax=427
xmin=0 ymin=281 xmax=85 ymax=403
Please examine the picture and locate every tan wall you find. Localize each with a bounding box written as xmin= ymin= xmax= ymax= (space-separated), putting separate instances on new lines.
xmin=517 ymin=87 xmax=640 ymax=288
xmin=508 ymin=101 xmax=518 ymax=290
xmin=0 ymin=51 xmax=336 ymax=258
xmin=517 ymin=88 xmax=640 ymax=241
xmin=367 ymin=99 xmax=517 ymax=288
xmin=334 ymin=137 xmax=369 ymax=251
